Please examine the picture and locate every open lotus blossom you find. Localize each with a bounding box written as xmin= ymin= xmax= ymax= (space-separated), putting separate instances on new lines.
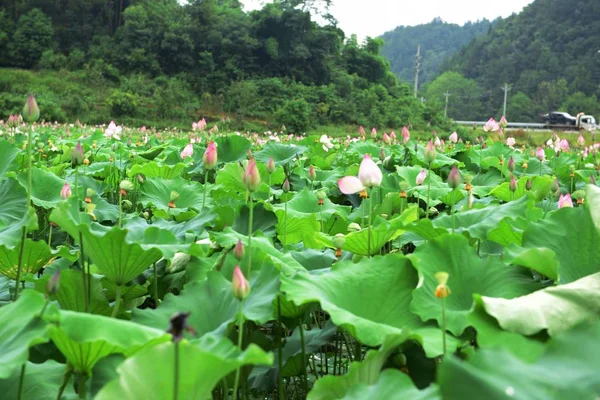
xmin=535 ymin=147 xmax=545 ymax=161
xmin=416 ymin=169 xmax=427 ymax=185
xmin=104 ymin=121 xmax=122 ymax=140
xmin=483 ymin=118 xmax=500 ymax=132
xmin=60 ymin=182 xmax=72 ymax=199
xmin=449 ymin=131 xmax=458 ymax=144
xmin=382 ymin=132 xmax=391 ymax=144
xmin=402 ymin=126 xmax=410 ymax=143
xmin=180 ymin=143 xmax=194 ymax=160
xmin=506 ymin=137 xmax=516 ymax=148
xmin=320 ymin=134 xmax=334 ymax=152
xmin=558 ymin=193 xmax=573 ymax=208
xmin=338 ymin=154 xmax=382 ymax=194
xmin=577 ymin=134 xmax=585 ymax=146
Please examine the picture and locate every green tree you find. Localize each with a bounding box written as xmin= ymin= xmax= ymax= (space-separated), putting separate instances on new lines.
xmin=505 ymin=92 xmax=537 ymax=122
xmin=424 ymin=71 xmax=484 ymax=120
xmin=561 ymin=92 xmax=600 ymax=118
xmin=8 ymin=8 xmax=55 ymax=68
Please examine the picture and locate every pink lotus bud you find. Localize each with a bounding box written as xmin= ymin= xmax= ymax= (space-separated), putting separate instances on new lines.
xmin=424 ymin=141 xmax=437 ymax=164
xmin=382 ymin=132 xmax=391 ymax=144
xmin=266 ymin=157 xmax=276 ymax=174
xmin=199 ymin=118 xmax=207 ymax=131
xmin=402 ymin=126 xmax=410 ymax=143
xmin=180 ymin=143 xmax=194 ymax=160
xmin=559 ymin=139 xmax=569 ymax=152
xmin=71 ymin=141 xmax=84 ymax=167
xmin=447 ymin=165 xmax=462 ymax=189
xmin=449 ymin=131 xmax=458 ymax=144
xmin=308 ymin=165 xmax=317 ymax=181
xmin=192 ymin=122 xmax=198 ymax=131
xmin=23 ymin=94 xmax=40 ymax=123
xmin=509 ymin=175 xmax=517 ymax=193
xmin=234 ymin=240 xmax=245 ymax=261
xmin=506 ymin=137 xmax=516 ymax=148
xmin=536 ymin=147 xmax=545 ymax=161
xmin=434 ymin=137 xmax=441 ymax=147
xmin=499 ymin=115 xmax=508 ymax=128
xmin=371 ymin=128 xmax=377 ymax=138
xmin=358 ymin=126 xmax=365 ymax=137
xmin=379 ymin=148 xmax=386 ymax=161
xmin=483 ymin=118 xmax=500 ymax=132
xmin=416 ymin=169 xmax=427 ymax=185
xmin=577 ymin=134 xmax=585 ymax=146
xmin=358 ymin=154 xmax=382 ymax=188
xmin=389 ymin=131 xmax=396 ymax=142
xmin=60 ymin=182 xmax=72 ymax=199
xmin=507 ymin=156 xmax=515 ymax=172
xmin=558 ymin=193 xmax=573 ymax=208
xmin=282 ymin=179 xmax=291 ymax=193
xmin=243 ymin=158 xmax=261 ymax=191
xmin=46 ymin=270 xmax=61 ymax=295
xmin=232 ymin=265 xmax=250 ymax=301
xmin=203 ymin=141 xmax=218 ymax=169
xmin=141 ymin=126 xmax=146 ymax=132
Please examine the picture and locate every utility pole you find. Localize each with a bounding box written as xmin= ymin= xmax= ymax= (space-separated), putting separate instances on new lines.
xmin=443 ymin=92 xmax=451 ymax=118
xmin=502 ymin=83 xmax=511 ymax=117
xmin=414 ymin=45 xmax=421 ymax=98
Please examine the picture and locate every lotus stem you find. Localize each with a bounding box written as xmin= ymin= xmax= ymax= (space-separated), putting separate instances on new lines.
xmin=79 ymin=232 xmax=89 ymax=313
xmin=48 ymin=223 xmax=53 ymax=247
xmin=451 ymin=203 xmax=455 ymax=234
xmin=17 ymin=364 xmax=26 ymax=400
xmin=277 ymin=297 xmax=284 ymax=400
xmin=202 ymin=170 xmax=208 ymax=210
xmin=367 ymin=189 xmax=373 ymax=256
xmin=298 ymin=318 xmax=309 ymax=396
xmin=153 ymin=262 xmax=158 ymax=304
xmin=111 ymin=285 xmax=122 ymax=318
xmin=283 ymin=199 xmax=287 ymax=247
xmin=56 ymin=364 xmax=73 ymax=400
xmin=233 ymin=302 xmax=245 ymax=400
xmin=174 ymin=341 xmax=180 ymax=400
xmin=426 ymin=163 xmax=432 ymax=219
xmin=441 ymin=296 xmax=447 ymax=357
xmin=77 ymin=374 xmax=87 ymax=400
xmin=14 ymin=227 xmax=27 ymax=300
xmin=320 ymin=203 xmax=324 ymax=233
xmin=118 ymin=190 xmax=122 ymax=228
xmin=247 ymin=193 xmax=254 ymax=274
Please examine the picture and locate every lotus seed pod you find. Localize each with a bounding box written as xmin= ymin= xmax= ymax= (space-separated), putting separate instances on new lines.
xmin=332 ymin=233 xmax=346 ymax=249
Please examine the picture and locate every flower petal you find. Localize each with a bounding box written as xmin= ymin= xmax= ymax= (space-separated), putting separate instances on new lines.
xmin=338 ymin=176 xmax=365 ymax=194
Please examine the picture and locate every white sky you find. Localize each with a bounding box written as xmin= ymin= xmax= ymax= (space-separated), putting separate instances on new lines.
xmin=241 ymin=0 xmax=535 ymax=40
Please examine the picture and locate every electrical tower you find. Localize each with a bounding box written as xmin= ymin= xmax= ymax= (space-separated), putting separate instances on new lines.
xmin=502 ymin=83 xmax=512 ymax=118
xmin=414 ymin=45 xmax=421 ymax=98
xmin=443 ymin=92 xmax=451 ymax=118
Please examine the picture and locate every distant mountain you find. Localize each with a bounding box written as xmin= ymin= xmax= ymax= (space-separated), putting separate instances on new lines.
xmin=379 ymin=18 xmax=493 ymax=84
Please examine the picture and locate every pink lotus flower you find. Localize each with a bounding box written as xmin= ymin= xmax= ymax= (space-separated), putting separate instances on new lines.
xmin=180 ymin=143 xmax=194 ymax=160
xmin=424 ymin=140 xmax=437 ymax=164
xmin=535 ymin=147 xmax=546 ymax=161
xmin=104 ymin=121 xmax=122 ymax=140
xmin=308 ymin=165 xmax=317 ymax=181
xmin=558 ymin=193 xmax=573 ymax=208
xmin=192 ymin=122 xmax=198 ymax=131
xmin=60 ymin=182 xmax=72 ymax=199
xmin=243 ymin=158 xmax=261 ymax=191
xmin=203 ymin=141 xmax=218 ymax=169
xmin=433 ymin=137 xmax=441 ymax=147
xmin=266 ymin=157 xmax=276 ymax=174
xmin=506 ymin=137 xmax=516 ymax=148
xmin=483 ymin=118 xmax=500 ymax=132
xmin=499 ymin=115 xmax=508 ymax=128
xmin=416 ymin=169 xmax=427 ymax=185
xmin=371 ymin=128 xmax=377 ymax=139
xmin=389 ymin=131 xmax=396 ymax=142
xmin=382 ymin=132 xmax=391 ymax=145
xmin=559 ymin=139 xmax=569 ymax=152
xmin=141 ymin=126 xmax=146 ymax=132
xmin=338 ymin=154 xmax=382 ymax=194
xmin=320 ymin=134 xmax=333 ymax=152
xmin=358 ymin=126 xmax=366 ymax=137
xmin=402 ymin=126 xmax=410 ymax=143
xmin=232 ymin=265 xmax=250 ymax=301
xmin=449 ymin=131 xmax=458 ymax=144
xmin=577 ymin=134 xmax=585 ymax=146
xmin=509 ymin=175 xmax=517 ymax=193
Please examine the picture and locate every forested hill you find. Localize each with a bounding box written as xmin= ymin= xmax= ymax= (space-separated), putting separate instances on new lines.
xmin=437 ymin=0 xmax=600 ymax=121
xmin=380 ymin=18 xmax=492 ymax=84
xmin=0 ymin=0 xmax=449 ymax=131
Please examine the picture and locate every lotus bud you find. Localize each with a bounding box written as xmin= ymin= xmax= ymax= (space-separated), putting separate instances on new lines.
xmin=243 ymin=159 xmax=261 ymax=192
xmin=402 ymin=126 xmax=410 ymax=143
xmin=509 ymin=175 xmax=517 ymax=193
xmin=332 ymin=233 xmax=346 ymax=249
xmin=167 ymin=312 xmax=195 ymax=342
xmin=525 ymin=179 xmax=532 ymax=191
xmin=416 ymin=169 xmax=427 ymax=185
xmin=246 ymin=148 xmax=253 ymax=160
xmin=379 ymin=148 xmax=385 ymax=161
xmin=389 ymin=131 xmax=396 ymax=142
xmin=136 ymin=173 xmax=145 ymax=185
xmin=449 ymin=131 xmax=458 ymax=144
xmin=558 ymin=193 xmax=573 ymax=208
xmin=234 ymin=240 xmax=245 ymax=261
xmin=203 ymin=141 xmax=218 ymax=169
xmin=46 ymin=270 xmax=61 ymax=295
xmin=232 ymin=265 xmax=250 ymax=301
xmin=499 ymin=115 xmax=508 ymax=128
xmin=371 ymin=128 xmax=377 ymax=138
xmin=180 ymin=143 xmax=194 ymax=160
xmin=120 ymin=180 xmax=134 ymax=192
xmin=358 ymin=125 xmax=365 ymax=137
xmin=170 ymin=191 xmax=180 ymax=202
xmin=536 ymin=147 xmax=545 ymax=161
xmin=60 ymin=182 xmax=72 ymax=199
xmin=424 ymin=141 xmax=437 ymax=164
xmin=507 ymin=156 xmax=515 ymax=172
xmin=551 ymin=178 xmax=560 ymax=196
xmin=282 ymin=179 xmax=290 ymax=193
xmin=447 ymin=166 xmax=462 ymax=189
xmin=22 ymin=94 xmax=40 ymax=123
xmin=71 ymin=142 xmax=84 ymax=167
xmin=316 ymin=190 xmax=327 ymax=201
xmin=347 ymin=222 xmax=361 ymax=232
xmin=308 ymin=165 xmax=317 ymax=181
xmin=434 ymin=272 xmax=451 ymax=298
xmin=382 ymin=132 xmax=391 ymax=145
xmin=266 ymin=157 xmax=276 ymax=174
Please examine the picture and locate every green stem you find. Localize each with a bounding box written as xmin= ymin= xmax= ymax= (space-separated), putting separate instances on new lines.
xmin=283 ymin=199 xmax=287 ymax=247
xmin=39 ymin=298 xmax=50 ymax=318
xmin=111 ymin=285 xmax=122 ymax=318
xmin=118 ymin=190 xmax=122 ymax=228
xmin=77 ymin=374 xmax=86 ymax=400
xmin=367 ymin=189 xmax=373 ymax=256
xmin=14 ymin=227 xmax=27 ymax=300
xmin=451 ymin=202 xmax=455 ymax=234
xmin=247 ymin=193 xmax=254 ymax=275
xmin=202 ymin=170 xmax=209 ymax=210
xmin=298 ymin=319 xmax=309 ymax=396
xmin=277 ymin=297 xmax=284 ymax=400
xmin=441 ymin=296 xmax=447 ymax=357
xmin=233 ymin=302 xmax=245 ymax=400
xmin=174 ymin=340 xmax=180 ymax=400
xmin=570 ymin=177 xmax=574 ymax=194
xmin=153 ymin=262 xmax=159 ymax=304
xmin=47 ymin=224 xmax=53 ymax=247
xmin=56 ymin=364 xmax=73 ymax=400
xmin=17 ymin=364 xmax=26 ymax=400
xmin=320 ymin=204 xmax=324 ymax=233
xmin=79 ymin=232 xmax=89 ymax=313
xmin=426 ymin=164 xmax=432 ymax=219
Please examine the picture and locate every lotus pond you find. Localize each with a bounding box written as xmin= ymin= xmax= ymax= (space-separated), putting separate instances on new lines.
xmin=1 ymin=111 xmax=600 ymax=399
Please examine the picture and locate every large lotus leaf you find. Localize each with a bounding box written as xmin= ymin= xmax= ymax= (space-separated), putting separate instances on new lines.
xmin=0 ymin=178 xmax=38 ymax=248
xmin=275 ymin=212 xmax=321 ymax=245
xmin=138 ymin=144 xmax=166 ymax=160
xmin=487 ymin=212 xmax=544 ymax=247
xmin=0 ymin=239 xmax=74 ymax=280
xmin=54 ymin=269 xmax=112 ymax=316
xmin=233 ymin=203 xmax=278 ymax=237
xmin=124 ymin=210 xmax=214 ymax=242
xmin=255 ymin=142 xmax=307 ymax=165
xmin=139 ymin=177 xmax=207 ymax=214
xmin=133 ymin=266 xmax=279 ymax=338
xmin=272 ymin=188 xmax=351 ymax=219
xmin=212 ymin=135 xmax=252 ymax=163
xmin=396 ymin=165 xmax=444 ymax=188
xmin=468 ymin=298 xmax=545 ymax=362
xmin=0 ymin=140 xmax=19 ymax=176
xmin=504 ymin=246 xmax=559 ymax=281
xmin=588 ymin=184 xmax=600 ymax=233
xmin=409 ymin=234 xmax=540 ymax=336
xmin=49 ymin=310 xmax=169 ymax=374
xmin=438 ymin=322 xmax=600 ymax=400
xmin=0 ymin=360 xmax=77 ymax=400
xmin=522 ymin=207 xmax=600 ymax=284
xmin=215 ymin=162 xmax=246 ymax=196
xmin=432 ymin=195 xmax=533 ymax=239
xmin=308 ymin=335 xmax=407 ymax=400
xmin=129 ymin=161 xmax=185 ymax=179
xmin=0 ymin=290 xmax=51 ymax=379
xmin=413 ymin=144 xmax=458 ymax=168
xmin=281 ymin=254 xmax=454 ymax=356
xmin=343 ymin=369 xmax=440 ymax=400
xmin=478 ymin=272 xmax=600 ymax=337
xmin=17 ymin=167 xmax=65 ymax=208
xmin=489 ymin=175 xmax=554 ymax=202
xmin=96 ymin=337 xmax=272 ymax=400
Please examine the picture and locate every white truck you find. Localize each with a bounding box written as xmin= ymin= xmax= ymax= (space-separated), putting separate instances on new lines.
xmin=543 ymin=112 xmax=599 ymax=131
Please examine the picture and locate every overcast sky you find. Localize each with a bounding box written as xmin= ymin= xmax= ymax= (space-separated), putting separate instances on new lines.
xmin=241 ymin=0 xmax=535 ymax=39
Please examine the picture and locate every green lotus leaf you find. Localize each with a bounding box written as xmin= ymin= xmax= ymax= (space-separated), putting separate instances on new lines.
xmin=343 ymin=369 xmax=440 ymax=400
xmin=139 ymin=177 xmax=207 ymax=214
xmin=504 ymin=246 xmax=559 ymax=281
xmin=0 ymin=140 xmax=19 ymax=176
xmin=54 ymin=269 xmax=112 ymax=316
xmin=213 ymin=135 xmax=252 ymax=163
xmin=0 ymin=178 xmax=38 ymax=248
xmin=588 ymin=184 xmax=600 ymax=233
xmin=129 ymin=161 xmax=185 ymax=179
xmin=0 ymin=360 xmax=77 ymax=400
xmin=409 ymin=234 xmax=541 ymax=336
xmin=96 ymin=338 xmax=272 ymax=400
xmin=17 ymin=168 xmax=65 ymax=209
xmin=478 ymin=272 xmax=600 ymax=337
xmin=255 ymin=142 xmax=307 ymax=165
xmin=522 ymin=206 xmax=600 ymax=284
xmin=489 ymin=175 xmax=554 ymax=202
xmin=0 ymin=239 xmax=73 ymax=280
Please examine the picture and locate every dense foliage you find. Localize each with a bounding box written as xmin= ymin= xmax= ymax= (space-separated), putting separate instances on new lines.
xmin=0 ymin=102 xmax=599 ymax=398
xmin=380 ymin=18 xmax=492 ymax=85
xmin=434 ymin=0 xmax=600 ymax=121
xmin=0 ymin=0 xmax=445 ymax=131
